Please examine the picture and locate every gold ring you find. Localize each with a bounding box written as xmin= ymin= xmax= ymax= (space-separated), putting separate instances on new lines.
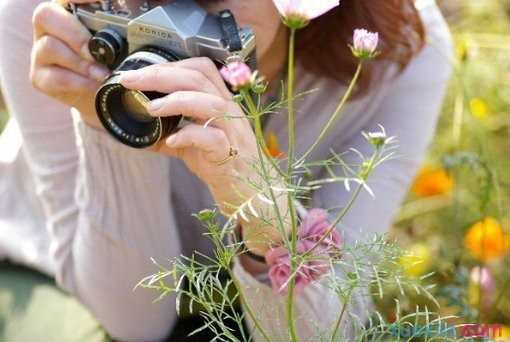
xmin=215 ymin=146 xmax=239 ymax=166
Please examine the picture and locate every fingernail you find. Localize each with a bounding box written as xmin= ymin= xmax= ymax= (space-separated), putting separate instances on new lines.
xmin=166 ymin=135 xmax=177 ymax=146
xmin=148 ymin=98 xmax=165 ymax=112
xmin=89 ymin=65 xmax=109 ymax=82
xmin=80 ymin=43 xmax=95 ymax=63
xmin=120 ymin=70 xmax=141 ymax=83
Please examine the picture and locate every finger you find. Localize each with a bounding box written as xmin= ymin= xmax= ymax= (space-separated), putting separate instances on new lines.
xmin=147 ymin=91 xmax=235 ymax=124
xmin=57 ymin=0 xmax=99 ymax=4
xmin=33 ymin=2 xmax=94 ymax=62
xmin=171 ymin=58 xmax=232 ymax=99
xmin=119 ymin=64 xmax=221 ymax=97
xmin=162 ymin=123 xmax=230 ymax=162
xmin=33 ymin=35 xmax=109 ymax=81
xmin=31 ymin=65 xmax=98 ymax=99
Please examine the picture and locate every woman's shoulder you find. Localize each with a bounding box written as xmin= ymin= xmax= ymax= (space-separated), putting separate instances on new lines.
xmin=417 ymin=0 xmax=454 ymax=53
xmin=376 ymin=0 xmax=453 ymax=91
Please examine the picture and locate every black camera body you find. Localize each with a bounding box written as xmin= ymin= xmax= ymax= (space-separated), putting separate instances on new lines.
xmin=69 ymin=0 xmax=256 ymax=148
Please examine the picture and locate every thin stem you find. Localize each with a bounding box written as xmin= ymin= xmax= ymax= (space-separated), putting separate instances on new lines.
xmin=493 ymin=276 xmax=510 ymax=308
xmin=233 ymin=89 xmax=292 ymax=342
xmin=285 ymin=27 xmax=299 ymax=342
xmin=287 ymin=28 xmax=297 ymax=175
xmin=330 ymin=290 xmax=351 ymax=342
xmin=242 ymin=90 xmax=289 ymax=243
xmin=228 ymin=269 xmax=272 ymax=342
xmin=297 ymin=63 xmax=363 ymax=165
xmin=302 ymin=149 xmax=380 ymax=258
xmin=452 ymin=91 xmax=464 ymax=147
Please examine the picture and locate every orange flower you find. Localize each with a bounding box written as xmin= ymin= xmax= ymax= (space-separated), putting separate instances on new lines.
xmin=492 ymin=326 xmax=510 ymax=341
xmin=496 ymin=326 xmax=510 ymax=341
xmin=464 ymin=217 xmax=510 ymax=262
xmin=265 ymin=131 xmax=285 ymax=159
xmin=411 ymin=166 xmax=454 ymax=197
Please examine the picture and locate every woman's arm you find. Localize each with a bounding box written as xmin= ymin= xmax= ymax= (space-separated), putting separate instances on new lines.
xmin=28 ymin=2 xmax=182 ymax=340
xmin=68 ymin=118 xmax=182 ymax=341
xmin=0 ymin=0 xmax=77 ymax=275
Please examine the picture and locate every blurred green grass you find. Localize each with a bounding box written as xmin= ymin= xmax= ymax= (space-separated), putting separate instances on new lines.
xmin=391 ymin=0 xmax=510 ymax=328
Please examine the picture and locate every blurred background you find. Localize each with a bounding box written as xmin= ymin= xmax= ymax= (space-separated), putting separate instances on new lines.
xmin=382 ymin=0 xmax=510 ymax=337
xmin=1 ymin=0 xmax=509 ymax=340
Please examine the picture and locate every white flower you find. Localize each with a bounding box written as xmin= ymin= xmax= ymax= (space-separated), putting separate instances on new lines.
xmin=272 ymin=0 xmax=340 ymax=28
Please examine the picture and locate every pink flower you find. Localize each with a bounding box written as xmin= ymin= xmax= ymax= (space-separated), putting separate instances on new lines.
xmin=220 ymin=61 xmax=253 ymax=90
xmin=266 ymin=246 xmax=317 ymax=294
xmin=469 ymin=266 xmax=497 ymax=310
xmin=298 ymin=208 xmax=341 ymax=250
xmin=265 ymin=209 xmax=341 ymax=294
xmin=351 ymin=29 xmax=379 ymax=59
xmin=272 ymin=0 xmax=340 ymax=28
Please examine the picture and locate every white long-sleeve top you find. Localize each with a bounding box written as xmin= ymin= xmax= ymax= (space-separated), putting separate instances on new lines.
xmin=0 ymin=0 xmax=452 ymax=340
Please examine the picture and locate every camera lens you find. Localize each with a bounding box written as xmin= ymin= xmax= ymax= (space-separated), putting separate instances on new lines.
xmin=121 ymin=90 xmax=153 ymax=123
xmin=95 ymin=48 xmax=183 ymax=148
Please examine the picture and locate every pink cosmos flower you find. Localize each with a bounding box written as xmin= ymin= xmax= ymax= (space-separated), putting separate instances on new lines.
xmin=298 ymin=208 xmax=341 ymax=250
xmin=351 ymin=29 xmax=379 ymax=59
xmin=266 ymin=246 xmax=310 ymax=294
xmin=265 ymin=208 xmax=341 ymax=294
xmin=272 ymin=0 xmax=340 ymax=28
xmin=220 ymin=61 xmax=253 ymax=90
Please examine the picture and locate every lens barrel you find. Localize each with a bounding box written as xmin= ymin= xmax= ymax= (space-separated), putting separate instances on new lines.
xmin=95 ymin=48 xmax=183 ymax=148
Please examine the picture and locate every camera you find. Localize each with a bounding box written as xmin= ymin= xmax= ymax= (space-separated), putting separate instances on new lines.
xmin=68 ymin=0 xmax=256 ymax=148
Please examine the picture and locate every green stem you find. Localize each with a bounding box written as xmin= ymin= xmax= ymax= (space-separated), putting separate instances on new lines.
xmin=493 ymin=276 xmax=510 ymax=308
xmin=233 ymin=90 xmax=294 ymax=342
xmin=228 ymin=269 xmax=272 ymax=342
xmin=287 ymin=28 xmax=297 ymax=174
xmin=242 ymin=90 xmax=289 ymax=243
xmin=285 ymin=27 xmax=299 ymax=342
xmin=330 ymin=290 xmax=352 ymax=342
xmin=297 ymin=63 xmax=363 ymax=165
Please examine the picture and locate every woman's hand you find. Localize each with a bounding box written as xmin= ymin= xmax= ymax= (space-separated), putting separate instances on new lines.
xmin=30 ymin=0 xmax=110 ymax=129
xmin=120 ymin=58 xmax=257 ymax=209
xmin=120 ymin=58 xmax=288 ymax=255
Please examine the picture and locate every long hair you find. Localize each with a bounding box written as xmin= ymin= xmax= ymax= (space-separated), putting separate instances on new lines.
xmin=296 ymin=0 xmax=426 ymax=93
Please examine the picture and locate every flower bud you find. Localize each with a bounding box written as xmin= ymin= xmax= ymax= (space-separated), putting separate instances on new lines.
xmin=220 ymin=61 xmax=253 ymax=91
xmin=232 ymin=94 xmax=244 ymax=104
xmin=351 ymin=29 xmax=379 ymax=60
xmin=362 ymin=125 xmax=394 ymax=148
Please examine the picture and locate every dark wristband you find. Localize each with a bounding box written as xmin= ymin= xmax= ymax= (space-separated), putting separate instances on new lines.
xmin=237 ymin=224 xmax=268 ymax=264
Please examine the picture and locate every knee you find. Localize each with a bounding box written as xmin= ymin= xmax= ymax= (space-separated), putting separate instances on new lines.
xmin=97 ymin=303 xmax=176 ymax=342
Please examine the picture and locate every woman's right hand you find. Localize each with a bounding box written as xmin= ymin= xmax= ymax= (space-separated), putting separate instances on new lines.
xmin=30 ymin=0 xmax=110 ymax=129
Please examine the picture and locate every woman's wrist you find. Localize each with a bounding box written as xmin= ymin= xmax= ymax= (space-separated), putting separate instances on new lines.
xmin=209 ymin=161 xmax=290 ymax=254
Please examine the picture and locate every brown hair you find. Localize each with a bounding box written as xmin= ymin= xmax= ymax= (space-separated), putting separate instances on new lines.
xmin=296 ymin=0 xmax=425 ymax=94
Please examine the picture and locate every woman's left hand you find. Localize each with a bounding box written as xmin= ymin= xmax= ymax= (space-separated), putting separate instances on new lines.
xmin=119 ymin=57 xmax=260 ymax=216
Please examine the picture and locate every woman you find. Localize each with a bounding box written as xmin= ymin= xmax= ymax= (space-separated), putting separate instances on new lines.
xmin=0 ymin=0 xmax=452 ymax=340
